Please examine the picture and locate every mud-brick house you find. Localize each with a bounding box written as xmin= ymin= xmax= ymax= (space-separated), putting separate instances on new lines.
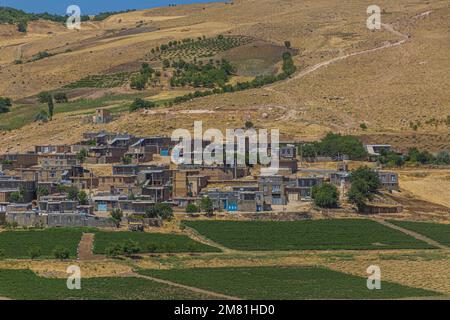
xmin=92 ymin=194 xmax=128 ymax=213
xmin=125 ymin=145 xmax=155 ymax=163
xmin=279 ymin=159 xmax=298 ymax=174
xmin=0 ymin=175 xmax=36 ymax=202
xmin=137 ymin=166 xmax=172 ymax=185
xmin=98 ymin=175 xmax=138 ymax=194
xmin=173 ymin=169 xmax=208 ymax=198
xmin=35 ymin=145 xmax=72 ymax=154
xmin=118 ymin=199 xmax=155 ymax=215
xmin=378 ymin=171 xmax=400 ymax=191
xmin=131 ymin=136 xmax=174 ymax=155
xmin=93 ymin=108 xmax=112 ymax=124
xmin=87 ymin=146 xmax=128 ymax=164
xmin=0 ymin=153 xmax=38 ymax=169
xmin=285 ymin=176 xmax=324 ymax=201
xmin=83 ymin=131 xmax=116 ymax=146
xmin=113 ymin=164 xmax=140 ymax=176
xmin=38 ymin=195 xmax=78 ymax=213
xmin=280 ymin=145 xmax=297 ymax=159
xmin=142 ymin=185 xmax=172 ymax=202
xmin=258 ymin=175 xmax=288 ymax=205
xmin=107 ymin=134 xmax=137 ymax=148
xmin=200 ymin=188 xmax=268 ymax=212
xmin=38 ymin=153 xmax=79 ymax=167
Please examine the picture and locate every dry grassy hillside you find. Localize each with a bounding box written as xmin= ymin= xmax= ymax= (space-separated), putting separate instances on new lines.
xmin=0 ymin=0 xmax=449 ymax=151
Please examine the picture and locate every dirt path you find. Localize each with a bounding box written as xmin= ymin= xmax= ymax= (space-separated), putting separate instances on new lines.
xmin=263 ymin=16 xmax=417 ymax=122
xmin=127 ymin=272 xmax=243 ymax=300
xmin=182 ymin=225 xmax=236 ymax=253
xmin=77 ymin=233 xmax=103 ymax=261
xmin=374 ymin=219 xmax=448 ymax=250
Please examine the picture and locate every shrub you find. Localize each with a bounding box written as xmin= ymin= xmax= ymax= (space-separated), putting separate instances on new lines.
xmin=186 ymin=203 xmax=199 ymax=214
xmin=312 ymin=183 xmax=339 ymax=208
xmin=105 ymin=243 xmax=123 ymax=258
xmin=110 ymin=209 xmax=123 ymax=227
xmin=53 ymin=246 xmax=70 ymax=260
xmin=145 ymin=203 xmax=173 ymax=220
xmin=54 ymin=92 xmax=68 ymax=103
xmin=200 ymin=197 xmax=214 ymax=217
xmin=129 ymin=98 xmax=156 ymax=112
xmin=29 ymin=246 xmax=42 ymax=259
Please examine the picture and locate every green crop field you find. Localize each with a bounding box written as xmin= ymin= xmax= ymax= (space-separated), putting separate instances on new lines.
xmin=139 ymin=266 xmax=439 ymax=300
xmin=93 ymin=231 xmax=221 ymax=254
xmin=182 ymin=219 xmax=432 ymax=251
xmin=0 ymin=228 xmax=83 ymax=259
xmin=388 ymin=220 xmax=450 ymax=247
xmin=0 ymin=269 xmax=209 ymax=300
xmin=63 ymin=72 xmax=134 ymax=89
xmin=150 ymin=35 xmax=254 ymax=62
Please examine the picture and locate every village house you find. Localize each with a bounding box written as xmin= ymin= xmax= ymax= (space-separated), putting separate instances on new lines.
xmin=258 ymin=175 xmax=288 ymax=205
xmin=38 ymin=195 xmax=78 ymax=213
xmin=86 ymin=146 xmax=128 ymax=164
xmin=98 ymin=175 xmax=138 ymax=194
xmin=285 ymin=176 xmax=324 ymax=201
xmin=0 ymin=175 xmax=36 ymax=202
xmin=35 ymin=145 xmax=72 ymax=154
xmin=93 ymin=108 xmax=112 ymax=124
xmin=0 ymin=153 xmax=38 ymax=169
xmin=378 ymin=171 xmax=400 ymax=191
xmin=280 ymin=144 xmax=297 ymax=159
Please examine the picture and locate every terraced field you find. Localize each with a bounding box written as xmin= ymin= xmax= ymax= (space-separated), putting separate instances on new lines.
xmin=0 ymin=269 xmax=210 ymax=300
xmin=0 ymin=228 xmax=83 ymax=259
xmin=139 ymin=266 xmax=440 ymax=300
xmin=149 ymin=35 xmax=254 ymax=62
xmin=183 ymin=219 xmax=433 ymax=251
xmin=63 ymin=72 xmax=135 ymax=89
xmin=93 ymin=230 xmax=221 ymax=254
xmin=388 ymin=220 xmax=450 ymax=247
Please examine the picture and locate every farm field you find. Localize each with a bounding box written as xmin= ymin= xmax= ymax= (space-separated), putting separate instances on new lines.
xmin=0 ymin=269 xmax=209 ymax=300
xmin=139 ymin=266 xmax=440 ymax=300
xmin=93 ymin=230 xmax=221 ymax=254
xmin=0 ymin=228 xmax=83 ymax=259
xmin=183 ymin=219 xmax=433 ymax=251
xmin=388 ymin=220 xmax=450 ymax=247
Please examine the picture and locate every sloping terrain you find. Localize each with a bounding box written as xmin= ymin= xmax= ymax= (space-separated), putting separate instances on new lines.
xmin=0 ymin=0 xmax=449 ymax=151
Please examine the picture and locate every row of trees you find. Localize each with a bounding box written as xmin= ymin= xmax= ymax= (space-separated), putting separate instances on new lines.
xmin=185 ymin=197 xmax=214 ymax=216
xmin=170 ymin=52 xmax=296 ymax=105
xmin=130 ymin=63 xmax=160 ymax=90
xmin=169 ymin=59 xmax=235 ymax=88
xmin=0 ymin=246 xmax=70 ymax=260
xmin=35 ymin=92 xmax=68 ymax=121
xmin=299 ymin=133 xmax=367 ymax=160
xmin=378 ymin=148 xmax=450 ymax=167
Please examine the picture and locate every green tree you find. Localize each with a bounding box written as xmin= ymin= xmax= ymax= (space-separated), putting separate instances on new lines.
xmin=311 ymin=183 xmax=339 ymax=208
xmin=54 ymin=92 xmax=68 ymax=103
xmin=200 ymin=196 xmax=214 ymax=217
xmin=121 ymin=154 xmax=132 ymax=164
xmin=37 ymin=92 xmax=52 ymax=104
xmin=47 ymin=95 xmax=54 ymax=120
xmin=186 ymin=203 xmax=199 ymax=214
xmin=77 ymin=191 xmax=88 ymax=205
xmin=284 ymin=40 xmax=291 ymax=49
xmin=37 ymin=186 xmax=49 ymax=197
xmin=53 ymin=246 xmax=70 ymax=260
xmin=0 ymin=97 xmax=12 ymax=114
xmin=17 ymin=20 xmax=27 ymax=33
xmin=76 ymin=148 xmax=88 ymax=162
xmin=244 ymin=120 xmax=254 ymax=129
xmin=9 ymin=191 xmax=24 ymax=203
xmin=105 ymin=243 xmax=123 ymax=258
xmin=122 ymin=239 xmax=141 ymax=256
xmin=110 ymin=208 xmax=123 ymax=227
xmin=29 ymin=246 xmax=41 ymax=260
xmin=145 ymin=203 xmax=173 ymax=220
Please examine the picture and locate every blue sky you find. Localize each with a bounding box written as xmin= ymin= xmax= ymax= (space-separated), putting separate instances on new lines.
xmin=1 ymin=0 xmax=220 ymax=14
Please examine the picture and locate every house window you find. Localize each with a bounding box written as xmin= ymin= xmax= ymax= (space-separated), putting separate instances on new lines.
xmin=391 ymin=175 xmax=397 ymax=182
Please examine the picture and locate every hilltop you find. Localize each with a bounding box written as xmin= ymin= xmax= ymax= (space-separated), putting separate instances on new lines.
xmin=0 ymin=0 xmax=449 ymax=152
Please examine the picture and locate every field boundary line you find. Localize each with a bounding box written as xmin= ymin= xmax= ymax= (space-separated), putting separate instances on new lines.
xmin=182 ymin=224 xmax=238 ymax=254
xmin=77 ymin=233 xmax=104 ymax=261
xmin=127 ymin=272 xmax=243 ymax=300
xmin=373 ymin=219 xmax=448 ymax=250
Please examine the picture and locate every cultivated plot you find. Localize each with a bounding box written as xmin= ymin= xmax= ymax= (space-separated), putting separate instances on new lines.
xmin=139 ymin=266 xmax=440 ymax=300
xmin=183 ymin=219 xmax=433 ymax=251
